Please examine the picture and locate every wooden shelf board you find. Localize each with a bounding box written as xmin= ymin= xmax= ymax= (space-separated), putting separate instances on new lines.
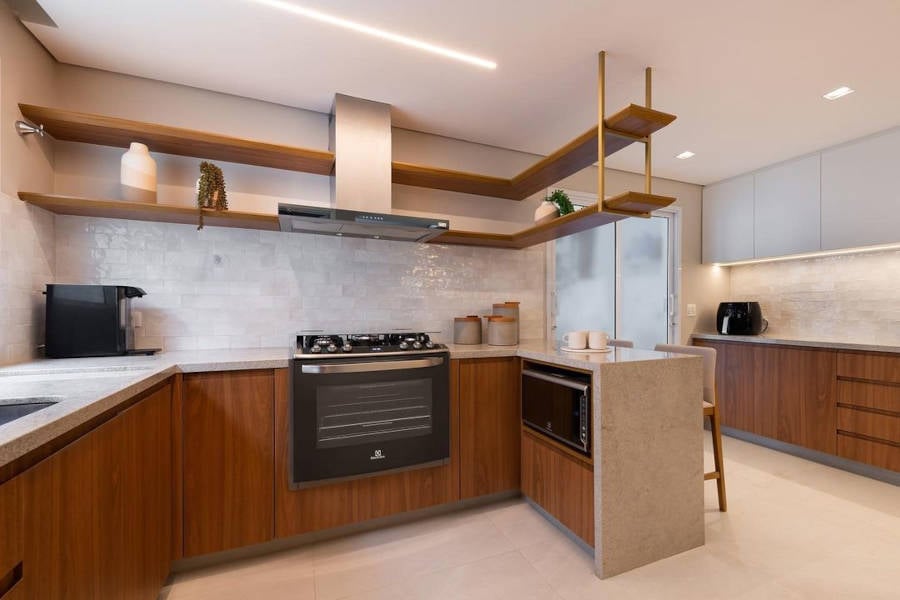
xmin=19 ymin=104 xmax=335 ymax=175
xmin=393 ymin=104 xmax=676 ymax=201
xmin=602 ymin=191 xmax=676 ymax=215
xmin=391 ymin=161 xmax=517 ymax=199
xmin=429 ymin=202 xmax=632 ymax=249
xmin=19 ymin=192 xmax=281 ymax=231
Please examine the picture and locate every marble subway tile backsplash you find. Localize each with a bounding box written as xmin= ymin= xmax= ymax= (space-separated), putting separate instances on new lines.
xmin=730 ymin=249 xmax=900 ymax=345
xmin=54 ymin=216 xmax=546 ymax=351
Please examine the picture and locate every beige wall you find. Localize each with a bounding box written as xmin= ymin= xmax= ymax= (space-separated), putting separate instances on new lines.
xmin=0 ymin=3 xmax=56 ymax=364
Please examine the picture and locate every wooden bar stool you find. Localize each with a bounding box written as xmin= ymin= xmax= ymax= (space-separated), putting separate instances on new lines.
xmin=654 ymin=343 xmax=727 ymax=511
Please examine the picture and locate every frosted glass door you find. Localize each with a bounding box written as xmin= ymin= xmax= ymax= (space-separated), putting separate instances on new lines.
xmin=553 ymin=225 xmax=615 ymax=344
xmin=618 ymin=216 xmax=671 ymax=348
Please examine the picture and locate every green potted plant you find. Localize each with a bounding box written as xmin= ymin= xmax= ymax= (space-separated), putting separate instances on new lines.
xmin=534 ymin=189 xmax=575 ymax=224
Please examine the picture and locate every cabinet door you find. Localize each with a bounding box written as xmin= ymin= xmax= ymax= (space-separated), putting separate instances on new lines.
xmin=702 ymin=174 xmax=755 ymax=264
xmin=821 ymin=128 xmax=900 ymax=250
xmin=693 ymin=340 xmax=755 ymax=432
xmin=754 ymin=154 xmax=821 ymax=258
xmin=0 ymin=476 xmax=23 ymax=598
xmin=183 ymin=370 xmax=275 ymax=557
xmin=459 ymin=357 xmax=521 ymax=499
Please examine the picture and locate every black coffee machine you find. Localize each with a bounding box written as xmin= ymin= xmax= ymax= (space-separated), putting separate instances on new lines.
xmin=716 ymin=302 xmax=768 ymax=335
xmin=45 ymin=284 xmax=159 ymax=358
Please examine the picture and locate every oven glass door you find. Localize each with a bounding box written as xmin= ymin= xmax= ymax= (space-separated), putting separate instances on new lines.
xmin=292 ymin=354 xmax=450 ymax=486
xmin=522 ymin=369 xmax=590 ymax=454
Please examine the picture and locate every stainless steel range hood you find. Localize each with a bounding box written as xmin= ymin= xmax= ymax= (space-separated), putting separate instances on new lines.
xmin=278 ymin=94 xmax=449 ymax=242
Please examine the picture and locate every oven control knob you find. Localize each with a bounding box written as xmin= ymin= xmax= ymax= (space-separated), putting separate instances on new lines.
xmin=412 ymin=341 xmax=423 ymax=350
xmin=326 ymin=344 xmax=338 ymax=353
xmin=424 ymin=341 xmax=435 ymax=349
xmin=399 ymin=341 xmax=409 ymax=350
xmin=342 ymin=344 xmax=353 ymax=353
xmin=310 ymin=345 xmax=322 ymax=354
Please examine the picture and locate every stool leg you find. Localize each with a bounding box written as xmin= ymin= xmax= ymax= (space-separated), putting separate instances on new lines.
xmin=710 ymin=407 xmax=727 ymax=512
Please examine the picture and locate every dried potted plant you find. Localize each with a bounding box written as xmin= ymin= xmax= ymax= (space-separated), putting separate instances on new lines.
xmin=196 ymin=161 xmax=227 ymax=230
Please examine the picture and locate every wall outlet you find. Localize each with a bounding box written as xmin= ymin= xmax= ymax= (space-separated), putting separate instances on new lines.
xmin=686 ymin=303 xmax=697 ymax=317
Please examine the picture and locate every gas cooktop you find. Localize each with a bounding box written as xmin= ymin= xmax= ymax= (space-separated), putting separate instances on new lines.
xmin=295 ymin=332 xmax=447 ymax=357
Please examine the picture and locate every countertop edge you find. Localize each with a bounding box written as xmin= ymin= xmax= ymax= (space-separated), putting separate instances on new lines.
xmin=690 ymin=333 xmax=900 ymax=355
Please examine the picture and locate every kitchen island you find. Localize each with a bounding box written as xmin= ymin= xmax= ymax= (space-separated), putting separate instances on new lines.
xmin=0 ymin=341 xmax=704 ymax=582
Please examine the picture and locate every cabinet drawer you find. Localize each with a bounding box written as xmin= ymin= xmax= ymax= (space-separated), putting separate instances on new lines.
xmin=0 ymin=477 xmax=23 ymax=592
xmin=837 ymin=380 xmax=900 ymax=414
xmin=837 ymin=352 xmax=900 ymax=384
xmin=837 ymin=407 xmax=900 ymax=444
xmin=837 ymin=433 xmax=900 ymax=472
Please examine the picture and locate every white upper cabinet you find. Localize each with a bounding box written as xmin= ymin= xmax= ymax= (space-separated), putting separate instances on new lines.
xmin=702 ymin=174 xmax=754 ymax=264
xmin=820 ymin=128 xmax=900 ymax=250
xmin=753 ymin=154 xmax=821 ymax=258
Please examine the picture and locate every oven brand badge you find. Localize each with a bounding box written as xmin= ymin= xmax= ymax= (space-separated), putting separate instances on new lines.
xmin=370 ymin=449 xmax=385 ymax=460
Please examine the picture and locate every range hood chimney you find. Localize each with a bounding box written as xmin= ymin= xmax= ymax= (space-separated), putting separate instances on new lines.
xmin=279 ymin=94 xmax=448 ymax=242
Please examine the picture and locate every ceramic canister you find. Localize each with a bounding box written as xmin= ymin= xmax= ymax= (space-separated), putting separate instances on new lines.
xmin=492 ymin=301 xmax=520 ymax=340
xmin=453 ymin=316 xmax=482 ymax=345
xmin=484 ymin=315 xmax=518 ymax=346
xmin=120 ymin=142 xmax=157 ymax=204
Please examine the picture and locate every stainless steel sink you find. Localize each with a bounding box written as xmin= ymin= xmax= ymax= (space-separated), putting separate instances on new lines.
xmin=0 ymin=397 xmax=62 ymax=426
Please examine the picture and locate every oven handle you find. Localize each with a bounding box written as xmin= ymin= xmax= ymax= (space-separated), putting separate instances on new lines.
xmin=522 ymin=368 xmax=589 ymax=393
xmin=301 ymin=357 xmax=444 ymax=374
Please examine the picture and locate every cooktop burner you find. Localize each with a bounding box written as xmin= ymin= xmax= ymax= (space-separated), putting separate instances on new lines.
xmin=295 ymin=332 xmax=446 ymax=356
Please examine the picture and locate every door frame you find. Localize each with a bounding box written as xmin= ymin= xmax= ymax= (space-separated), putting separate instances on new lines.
xmin=545 ymin=195 xmax=682 ymax=347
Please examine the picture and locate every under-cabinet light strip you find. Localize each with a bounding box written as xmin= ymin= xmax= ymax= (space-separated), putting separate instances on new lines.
xmin=712 ymin=242 xmax=900 ymax=267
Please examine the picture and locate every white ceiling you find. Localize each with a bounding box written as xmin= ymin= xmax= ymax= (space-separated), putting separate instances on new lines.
xmin=23 ymin=0 xmax=900 ymax=185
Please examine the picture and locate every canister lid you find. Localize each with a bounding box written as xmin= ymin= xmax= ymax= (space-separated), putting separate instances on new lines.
xmin=493 ymin=301 xmax=520 ymax=308
xmin=455 ymin=315 xmax=481 ymax=322
xmin=483 ymin=315 xmax=516 ymax=322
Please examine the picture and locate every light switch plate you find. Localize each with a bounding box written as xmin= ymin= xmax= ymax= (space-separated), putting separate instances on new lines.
xmin=686 ymin=304 xmax=697 ymax=317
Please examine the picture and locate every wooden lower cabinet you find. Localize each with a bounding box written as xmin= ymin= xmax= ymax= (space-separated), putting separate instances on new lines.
xmin=693 ymin=340 xmax=837 ymax=453
xmin=182 ymin=370 xmax=275 ymax=557
xmin=275 ymin=366 xmax=460 ymax=537
xmin=20 ymin=381 xmax=172 ymax=600
xmin=0 ymin=476 xmax=23 ymax=599
xmin=521 ymin=428 xmax=593 ymax=546
xmin=458 ymin=357 xmax=521 ymax=499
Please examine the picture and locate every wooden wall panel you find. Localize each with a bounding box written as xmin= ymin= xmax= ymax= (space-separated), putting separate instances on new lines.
xmin=459 ymin=357 xmax=521 ymax=499
xmin=183 ymin=370 xmax=275 ymax=557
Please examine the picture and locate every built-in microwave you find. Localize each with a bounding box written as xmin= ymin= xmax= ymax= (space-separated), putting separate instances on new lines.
xmin=522 ymin=363 xmax=591 ymax=455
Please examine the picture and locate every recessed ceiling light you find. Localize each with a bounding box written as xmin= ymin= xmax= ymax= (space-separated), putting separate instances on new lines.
xmin=823 ymin=86 xmax=854 ymax=100
xmin=675 ymin=151 xmax=695 ymax=160
xmin=247 ymin=0 xmax=497 ymax=70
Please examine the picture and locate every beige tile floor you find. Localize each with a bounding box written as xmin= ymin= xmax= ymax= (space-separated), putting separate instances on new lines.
xmin=162 ymin=436 xmax=900 ymax=600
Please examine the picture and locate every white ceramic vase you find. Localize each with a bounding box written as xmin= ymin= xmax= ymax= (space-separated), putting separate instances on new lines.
xmin=120 ymin=142 xmax=157 ymax=204
xmin=534 ymin=200 xmax=559 ymax=224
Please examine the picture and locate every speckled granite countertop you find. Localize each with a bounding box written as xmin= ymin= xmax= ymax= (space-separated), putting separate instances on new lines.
xmin=1 ymin=342 xmax=686 ymax=470
xmin=691 ymin=333 xmax=900 ymax=355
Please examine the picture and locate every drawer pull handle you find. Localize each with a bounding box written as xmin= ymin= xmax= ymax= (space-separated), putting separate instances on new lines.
xmin=0 ymin=562 xmax=23 ymax=598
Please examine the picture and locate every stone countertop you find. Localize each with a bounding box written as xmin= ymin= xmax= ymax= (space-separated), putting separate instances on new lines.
xmin=1 ymin=342 xmax=686 ymax=471
xmin=0 ymin=347 xmax=292 ymax=469
xmin=690 ymin=332 xmax=900 ymax=355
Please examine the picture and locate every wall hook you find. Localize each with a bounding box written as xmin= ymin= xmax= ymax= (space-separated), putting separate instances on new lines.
xmin=15 ymin=120 xmax=45 ymax=137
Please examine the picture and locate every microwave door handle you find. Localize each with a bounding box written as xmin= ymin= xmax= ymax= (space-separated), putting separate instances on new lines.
xmin=301 ymin=357 xmax=444 ymax=374
xmin=522 ymin=369 xmax=589 ymax=393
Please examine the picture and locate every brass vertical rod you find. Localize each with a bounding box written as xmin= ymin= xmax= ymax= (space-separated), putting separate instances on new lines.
xmin=645 ymin=66 xmax=652 ymax=195
xmin=598 ymin=51 xmax=606 ymax=209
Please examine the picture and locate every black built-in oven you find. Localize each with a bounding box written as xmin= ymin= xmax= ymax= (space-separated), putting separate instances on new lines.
xmin=522 ymin=363 xmax=591 ymax=455
xmin=291 ymin=352 xmax=450 ymax=487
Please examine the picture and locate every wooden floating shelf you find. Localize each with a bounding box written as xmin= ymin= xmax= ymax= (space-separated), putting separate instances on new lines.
xmin=428 ymin=191 xmax=675 ymax=249
xmin=393 ymin=104 xmax=675 ymax=201
xmin=18 ymin=104 xmax=335 ymax=175
xmin=19 ymin=192 xmax=281 ymax=231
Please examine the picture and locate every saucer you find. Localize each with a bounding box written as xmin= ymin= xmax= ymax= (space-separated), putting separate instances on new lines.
xmin=559 ymin=346 xmax=613 ymax=354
